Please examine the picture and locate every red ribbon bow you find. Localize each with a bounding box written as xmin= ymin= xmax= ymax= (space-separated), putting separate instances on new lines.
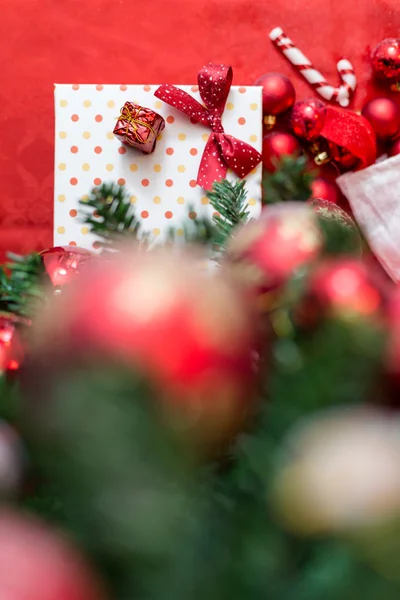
xmin=155 ymin=64 xmax=262 ymax=190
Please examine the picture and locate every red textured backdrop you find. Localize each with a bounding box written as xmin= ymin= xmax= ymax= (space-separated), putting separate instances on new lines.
xmin=1 ymin=0 xmax=399 ymax=259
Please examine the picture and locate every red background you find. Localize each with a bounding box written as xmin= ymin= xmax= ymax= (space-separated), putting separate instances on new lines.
xmin=1 ymin=0 xmax=399 ymax=259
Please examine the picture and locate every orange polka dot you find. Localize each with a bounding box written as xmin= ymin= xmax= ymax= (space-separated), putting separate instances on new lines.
xmin=72 ymin=84 xmax=80 ymax=90
xmin=94 ymin=146 xmax=102 ymax=154
xmin=141 ymin=210 xmax=149 ymax=218
xmin=238 ymin=117 xmax=246 ymax=125
xmin=93 ymin=210 xmax=100 ymax=218
xmin=70 ymin=178 xmax=78 ymax=185
xmin=69 ymin=241 xmax=77 ymax=246
xmin=69 ymin=209 xmax=78 ymax=217
xmin=166 ymin=147 xmax=174 ymax=155
xmin=120 ymin=85 xmax=127 ymax=91
xmin=142 ymin=179 xmax=150 ymax=187
xmin=71 ymin=114 xmax=79 ymax=122
xmin=190 ymin=148 xmax=198 ymax=156
xmin=167 ymin=116 xmax=175 ymax=124
xmin=239 ymin=87 xmax=246 ymax=93
xmin=165 ymin=179 xmax=174 ymax=187
xmin=96 ymin=84 xmax=103 ymax=91
xmin=189 ymin=211 xmax=197 ymax=220
xmin=92 ymin=241 xmax=102 ymax=249
xmin=189 ymin=180 xmax=197 ymax=188
xmin=95 ymin=114 xmax=103 ymax=122
xmin=70 ymin=146 xmax=78 ymax=153
xmin=213 ymin=211 xmax=220 ymax=218
xmin=118 ymin=146 xmax=127 ymax=154
xmin=191 ymin=85 xmax=199 ymax=92
xmin=118 ymin=178 xmax=126 ymax=186
xmin=94 ymin=177 xmax=102 ymax=186
xmin=143 ymin=85 xmax=151 ymax=92
xmin=165 ymin=211 xmax=173 ymax=219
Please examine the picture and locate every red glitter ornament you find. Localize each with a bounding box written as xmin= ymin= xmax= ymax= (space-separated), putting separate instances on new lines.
xmin=0 ymin=510 xmax=107 ymax=600
xmin=290 ymin=98 xmax=326 ymax=142
xmin=262 ymin=131 xmax=301 ymax=172
xmin=388 ymin=136 xmax=400 ymax=157
xmin=29 ymin=249 xmax=257 ymax=454
xmin=328 ymin=142 xmax=360 ymax=171
xmin=361 ymin=98 xmax=400 ymax=140
xmin=311 ymin=177 xmax=339 ymax=204
xmin=254 ymin=73 xmax=295 ymax=128
xmin=225 ymin=203 xmax=323 ymax=303
xmin=40 ymin=246 xmax=95 ymax=287
xmin=371 ymin=38 xmax=400 ymax=89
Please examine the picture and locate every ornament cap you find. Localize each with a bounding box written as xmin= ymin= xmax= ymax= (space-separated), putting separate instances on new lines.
xmin=263 ymin=114 xmax=276 ymax=129
xmin=390 ymin=81 xmax=400 ymax=92
xmin=314 ymin=151 xmax=330 ymax=165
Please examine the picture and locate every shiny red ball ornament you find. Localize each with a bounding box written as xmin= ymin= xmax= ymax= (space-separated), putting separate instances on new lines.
xmin=290 ymin=98 xmax=326 ymax=142
xmin=0 ymin=510 xmax=107 ymax=600
xmin=371 ymin=38 xmax=400 ymax=89
xmin=328 ymin=142 xmax=360 ymax=171
xmin=262 ymin=131 xmax=301 ymax=172
xmin=361 ymin=98 xmax=400 ymax=140
xmin=388 ymin=137 xmax=400 ymax=157
xmin=0 ymin=312 xmax=29 ymax=374
xmin=311 ymin=177 xmax=339 ymax=204
xmin=255 ymin=73 xmax=295 ymax=128
xmin=40 ymin=246 xmax=95 ymax=287
xmin=225 ymin=203 xmax=323 ymax=304
xmin=29 ymin=249 xmax=257 ymax=454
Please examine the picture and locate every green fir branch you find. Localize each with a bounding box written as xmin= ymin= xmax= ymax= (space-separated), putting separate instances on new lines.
xmin=263 ymin=155 xmax=315 ymax=204
xmin=0 ymin=252 xmax=47 ymax=318
xmin=207 ymin=179 xmax=250 ymax=246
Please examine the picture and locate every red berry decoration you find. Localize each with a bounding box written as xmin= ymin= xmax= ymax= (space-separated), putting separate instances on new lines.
xmin=262 ymin=132 xmax=301 ymax=173
xmin=290 ymin=98 xmax=326 ymax=142
xmin=40 ymin=246 xmax=95 ymax=287
xmin=0 ymin=510 xmax=107 ymax=600
xmin=254 ymin=73 xmax=296 ymax=128
xmin=225 ymin=203 xmax=323 ymax=302
xmin=311 ymin=177 xmax=339 ymax=204
xmin=0 ymin=312 xmax=29 ymax=374
xmin=29 ymin=249 xmax=257 ymax=454
xmin=362 ymin=98 xmax=400 ymax=140
xmin=371 ymin=38 xmax=400 ymax=90
xmin=388 ymin=137 xmax=400 ymax=157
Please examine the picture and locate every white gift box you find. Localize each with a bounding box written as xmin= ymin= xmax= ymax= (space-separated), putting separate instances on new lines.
xmin=54 ymin=84 xmax=263 ymax=249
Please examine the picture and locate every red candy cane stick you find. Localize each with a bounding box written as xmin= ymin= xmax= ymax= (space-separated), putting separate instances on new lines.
xmin=269 ymin=27 xmax=356 ymax=108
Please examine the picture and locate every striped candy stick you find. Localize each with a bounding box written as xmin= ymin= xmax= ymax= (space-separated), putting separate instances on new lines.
xmin=269 ymin=27 xmax=356 ymax=108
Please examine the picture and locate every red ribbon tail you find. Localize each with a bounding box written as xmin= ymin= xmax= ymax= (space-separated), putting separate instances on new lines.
xmin=219 ymin=135 xmax=262 ymax=179
xmin=197 ymin=134 xmax=228 ymax=190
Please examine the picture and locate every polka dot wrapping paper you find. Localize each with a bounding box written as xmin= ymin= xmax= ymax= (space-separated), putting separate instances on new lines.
xmin=54 ymin=84 xmax=263 ymax=248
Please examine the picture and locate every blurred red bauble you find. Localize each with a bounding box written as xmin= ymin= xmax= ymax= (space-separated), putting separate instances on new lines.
xmin=328 ymin=142 xmax=360 ymax=171
xmin=0 ymin=312 xmax=29 ymax=374
xmin=295 ymin=259 xmax=388 ymax=328
xmin=40 ymin=246 xmax=95 ymax=287
xmin=388 ymin=137 xmax=400 ymax=157
xmin=371 ymin=38 xmax=400 ymax=88
xmin=361 ymin=98 xmax=400 ymax=140
xmin=225 ymin=203 xmax=323 ymax=305
xmin=254 ymin=73 xmax=295 ymax=128
xmin=311 ymin=177 xmax=339 ymax=204
xmin=29 ymin=249 xmax=257 ymax=453
xmin=262 ymin=132 xmax=301 ymax=172
xmin=290 ymin=98 xmax=326 ymax=142
xmin=0 ymin=510 xmax=106 ymax=600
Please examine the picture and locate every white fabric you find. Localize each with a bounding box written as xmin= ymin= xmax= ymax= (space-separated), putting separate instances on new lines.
xmin=337 ymin=154 xmax=400 ymax=282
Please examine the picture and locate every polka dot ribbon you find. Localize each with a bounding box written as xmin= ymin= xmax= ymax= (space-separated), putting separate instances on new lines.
xmin=155 ymin=64 xmax=262 ymax=190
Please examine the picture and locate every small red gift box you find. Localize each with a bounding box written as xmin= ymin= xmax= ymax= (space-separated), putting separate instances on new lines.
xmin=113 ymin=102 xmax=165 ymax=154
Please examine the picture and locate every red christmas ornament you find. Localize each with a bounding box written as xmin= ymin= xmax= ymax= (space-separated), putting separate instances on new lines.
xmin=328 ymin=142 xmax=360 ymax=171
xmin=361 ymin=98 xmax=400 ymax=140
xmin=371 ymin=38 xmax=400 ymax=89
xmin=311 ymin=177 xmax=339 ymax=204
xmin=290 ymin=98 xmax=326 ymax=142
xmin=225 ymin=203 xmax=323 ymax=305
xmin=388 ymin=136 xmax=400 ymax=157
xmin=262 ymin=132 xmax=301 ymax=173
xmin=0 ymin=312 xmax=29 ymax=374
xmin=254 ymin=73 xmax=295 ymax=128
xmin=0 ymin=510 xmax=107 ymax=600
xmin=29 ymin=249 xmax=257 ymax=453
xmin=40 ymin=246 xmax=95 ymax=287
